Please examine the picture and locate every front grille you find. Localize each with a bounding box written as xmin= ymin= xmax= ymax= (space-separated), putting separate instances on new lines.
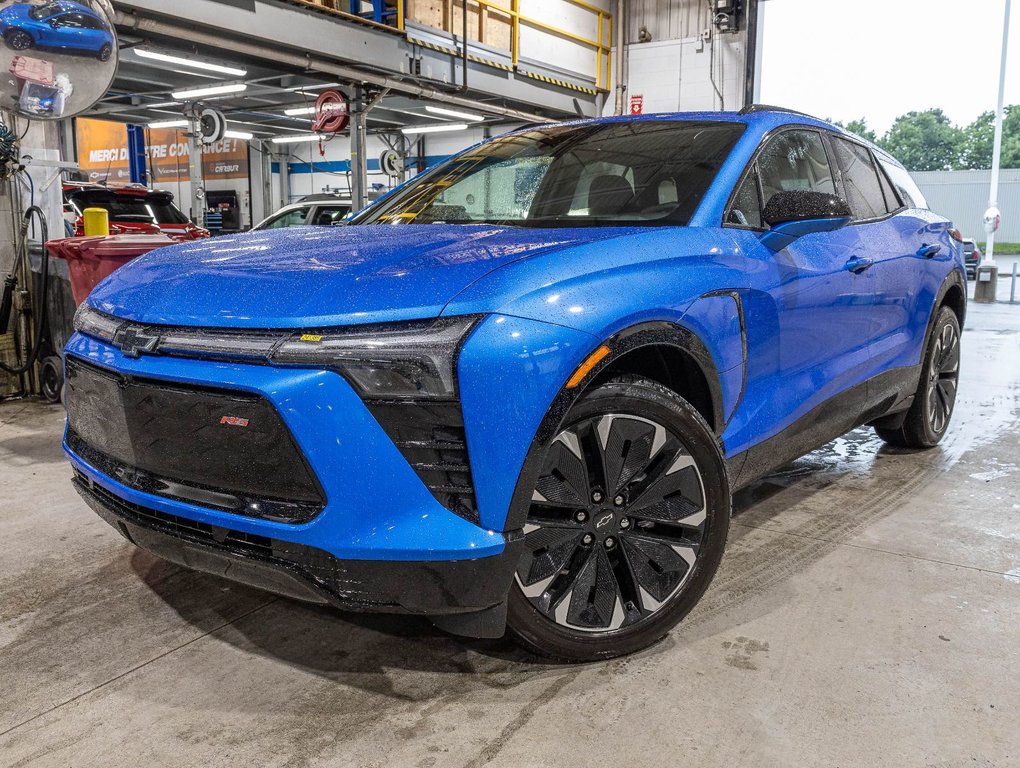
xmin=74 ymin=472 xmax=386 ymax=605
xmin=365 ymin=399 xmax=480 ymax=525
xmin=65 ymin=356 xmax=326 ymax=523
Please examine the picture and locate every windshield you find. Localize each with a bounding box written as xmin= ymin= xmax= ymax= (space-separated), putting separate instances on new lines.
xmin=355 ymin=120 xmax=745 ymax=228
xmin=69 ymin=195 xmax=191 ymax=225
xmin=29 ymin=3 xmax=64 ymax=20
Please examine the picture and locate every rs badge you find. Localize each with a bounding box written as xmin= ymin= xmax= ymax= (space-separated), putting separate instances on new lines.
xmin=220 ymin=416 xmax=250 ymax=427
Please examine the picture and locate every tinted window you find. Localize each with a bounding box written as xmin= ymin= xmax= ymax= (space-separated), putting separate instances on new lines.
xmin=57 ymin=14 xmax=86 ymax=28
xmin=874 ymin=159 xmax=901 ymax=213
xmin=264 ymin=208 xmax=309 ymax=229
xmin=757 ymin=130 xmax=836 ymax=211
xmin=356 ymin=121 xmax=746 ymax=227
xmin=878 ymin=159 xmax=928 ymax=209
xmin=726 ymin=167 xmax=763 ymax=228
xmin=312 ymin=205 xmax=350 ymax=225
xmin=832 ymin=138 xmax=887 ymax=220
xmin=68 ymin=195 xmax=189 ymax=225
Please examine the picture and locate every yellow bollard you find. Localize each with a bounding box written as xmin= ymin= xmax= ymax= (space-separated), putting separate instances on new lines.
xmin=82 ymin=207 xmax=110 ymax=237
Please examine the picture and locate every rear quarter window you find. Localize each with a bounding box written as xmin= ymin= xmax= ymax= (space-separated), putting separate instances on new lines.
xmin=877 ymin=158 xmax=928 ymax=210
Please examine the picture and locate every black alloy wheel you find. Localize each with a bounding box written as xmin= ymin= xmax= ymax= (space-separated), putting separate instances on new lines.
xmin=876 ymin=306 xmax=961 ymax=449
xmin=507 ymin=376 xmax=730 ymax=661
xmin=5 ymin=30 xmax=34 ymax=50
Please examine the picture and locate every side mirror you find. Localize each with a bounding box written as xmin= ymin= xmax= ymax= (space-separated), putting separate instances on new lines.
xmin=760 ymin=191 xmax=852 ymax=252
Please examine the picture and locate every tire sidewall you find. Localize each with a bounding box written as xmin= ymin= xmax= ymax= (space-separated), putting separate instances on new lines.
xmin=918 ymin=307 xmax=960 ymax=445
xmin=507 ymin=377 xmax=731 ymax=661
xmin=7 ymin=31 xmax=33 ymax=50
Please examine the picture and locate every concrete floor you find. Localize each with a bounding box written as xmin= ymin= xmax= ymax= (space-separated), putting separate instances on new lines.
xmin=1 ymin=300 xmax=1018 ymax=768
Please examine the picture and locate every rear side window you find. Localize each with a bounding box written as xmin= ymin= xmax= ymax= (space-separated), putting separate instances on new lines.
xmin=726 ymin=168 xmax=763 ymax=229
xmin=878 ymin=159 xmax=928 ymax=209
xmin=831 ymin=138 xmax=887 ymax=220
xmin=757 ymin=130 xmax=836 ymax=211
xmin=874 ymin=159 xmax=901 ymax=213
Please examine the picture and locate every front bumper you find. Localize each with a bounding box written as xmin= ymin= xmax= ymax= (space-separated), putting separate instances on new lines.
xmin=74 ymin=471 xmax=520 ymax=629
xmin=62 ymin=313 xmax=594 ymax=629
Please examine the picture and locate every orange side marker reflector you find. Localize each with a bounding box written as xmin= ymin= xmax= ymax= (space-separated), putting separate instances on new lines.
xmin=566 ymin=345 xmax=611 ymax=389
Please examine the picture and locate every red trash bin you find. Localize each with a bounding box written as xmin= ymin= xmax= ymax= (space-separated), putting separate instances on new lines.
xmin=45 ymin=234 xmax=176 ymax=306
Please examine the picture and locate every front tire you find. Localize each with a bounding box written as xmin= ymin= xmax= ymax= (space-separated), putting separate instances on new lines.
xmin=507 ymin=376 xmax=730 ymax=662
xmin=5 ymin=30 xmax=34 ymax=51
xmin=97 ymin=43 xmax=112 ymax=62
xmin=876 ymin=306 xmax=961 ymax=448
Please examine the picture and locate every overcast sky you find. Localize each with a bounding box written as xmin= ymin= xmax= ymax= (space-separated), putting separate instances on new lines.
xmin=759 ymin=0 xmax=1020 ymax=134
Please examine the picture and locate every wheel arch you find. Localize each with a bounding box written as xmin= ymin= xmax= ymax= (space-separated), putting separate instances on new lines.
xmin=502 ymin=320 xmax=725 ymax=532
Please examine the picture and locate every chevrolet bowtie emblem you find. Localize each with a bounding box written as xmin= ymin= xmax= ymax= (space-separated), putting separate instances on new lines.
xmin=113 ymin=326 xmax=160 ymax=358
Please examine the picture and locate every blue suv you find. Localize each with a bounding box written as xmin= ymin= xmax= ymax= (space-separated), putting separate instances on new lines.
xmin=64 ymin=108 xmax=966 ymax=660
xmin=0 ymin=1 xmax=115 ymax=61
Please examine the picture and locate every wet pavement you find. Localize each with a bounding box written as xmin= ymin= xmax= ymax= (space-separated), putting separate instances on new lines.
xmin=1 ymin=299 xmax=1018 ymax=767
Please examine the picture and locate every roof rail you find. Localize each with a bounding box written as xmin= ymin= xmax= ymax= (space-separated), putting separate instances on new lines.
xmin=738 ymin=104 xmax=816 ymax=118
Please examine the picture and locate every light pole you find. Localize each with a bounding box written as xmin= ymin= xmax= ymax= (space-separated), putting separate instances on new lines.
xmin=976 ymin=0 xmax=1012 ymax=303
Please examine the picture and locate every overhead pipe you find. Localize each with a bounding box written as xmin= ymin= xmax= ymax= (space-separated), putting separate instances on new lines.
xmin=113 ymin=10 xmax=553 ymax=124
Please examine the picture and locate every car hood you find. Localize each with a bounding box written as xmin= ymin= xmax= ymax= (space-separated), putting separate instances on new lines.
xmin=87 ymin=224 xmax=634 ymax=328
xmin=0 ymin=5 xmax=31 ymax=22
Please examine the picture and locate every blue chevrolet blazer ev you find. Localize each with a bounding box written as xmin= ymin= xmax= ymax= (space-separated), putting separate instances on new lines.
xmin=64 ymin=108 xmax=965 ymax=660
xmin=0 ymin=1 xmax=115 ymax=61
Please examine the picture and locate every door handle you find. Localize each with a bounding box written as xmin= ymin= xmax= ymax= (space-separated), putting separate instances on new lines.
xmin=844 ymin=255 xmax=875 ymax=274
xmin=917 ymin=243 xmax=941 ymax=258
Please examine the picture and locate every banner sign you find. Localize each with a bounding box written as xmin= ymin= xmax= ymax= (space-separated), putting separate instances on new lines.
xmin=76 ymin=118 xmax=249 ymax=184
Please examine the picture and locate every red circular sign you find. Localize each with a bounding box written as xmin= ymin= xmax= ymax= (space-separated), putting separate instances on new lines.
xmin=313 ymin=89 xmax=350 ymax=134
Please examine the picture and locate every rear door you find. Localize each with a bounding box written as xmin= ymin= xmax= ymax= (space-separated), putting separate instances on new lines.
xmin=827 ymin=135 xmax=950 ymax=377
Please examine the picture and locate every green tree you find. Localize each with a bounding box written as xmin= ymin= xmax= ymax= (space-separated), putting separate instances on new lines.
xmin=840 ymin=118 xmax=878 ymax=144
xmin=959 ymin=105 xmax=1020 ymax=169
xmin=877 ymin=109 xmax=964 ymax=171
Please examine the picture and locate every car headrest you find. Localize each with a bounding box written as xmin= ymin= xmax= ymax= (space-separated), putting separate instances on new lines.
xmin=587 ymin=175 xmax=634 ymax=216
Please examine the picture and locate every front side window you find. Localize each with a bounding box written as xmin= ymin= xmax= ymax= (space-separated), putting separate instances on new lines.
xmin=355 ymin=121 xmax=745 ymax=228
xmin=757 ymin=130 xmax=836 ymax=212
xmin=831 ymin=137 xmax=887 ymax=220
xmin=726 ymin=168 xmax=763 ymax=229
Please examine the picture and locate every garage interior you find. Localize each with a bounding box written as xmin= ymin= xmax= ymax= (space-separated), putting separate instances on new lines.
xmin=1 ymin=1 xmax=1018 ymax=766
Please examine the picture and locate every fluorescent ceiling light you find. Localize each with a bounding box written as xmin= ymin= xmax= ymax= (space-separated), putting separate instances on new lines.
xmin=271 ymin=134 xmax=322 ymax=144
xmin=145 ymin=101 xmax=182 ymax=109
xmin=401 ymin=123 xmax=469 ymax=135
xmin=148 ymin=119 xmax=188 ymax=129
xmin=135 ymin=48 xmax=247 ymax=77
xmin=283 ymin=106 xmax=316 ymax=116
xmin=425 ymin=105 xmax=484 ymax=122
xmin=224 ymin=130 xmax=253 ymax=140
xmin=171 ymin=83 xmax=247 ymax=100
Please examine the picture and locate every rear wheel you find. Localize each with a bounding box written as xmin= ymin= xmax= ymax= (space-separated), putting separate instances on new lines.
xmin=5 ymin=30 xmax=34 ymax=51
xmin=507 ymin=376 xmax=730 ymax=662
xmin=97 ymin=43 xmax=112 ymax=62
xmin=39 ymin=356 xmax=63 ymax=404
xmin=876 ymin=306 xmax=960 ymax=448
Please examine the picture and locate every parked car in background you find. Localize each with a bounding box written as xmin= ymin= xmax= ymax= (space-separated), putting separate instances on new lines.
xmin=252 ymin=194 xmax=353 ymax=230
xmin=64 ymin=183 xmax=210 ymax=241
xmin=0 ymin=1 xmax=115 ymax=61
xmin=64 ymin=108 xmax=966 ymax=661
xmin=962 ymin=238 xmax=981 ymax=279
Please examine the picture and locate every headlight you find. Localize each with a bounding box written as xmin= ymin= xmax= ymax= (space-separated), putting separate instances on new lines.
xmin=73 ymin=302 xmax=120 ymax=342
xmin=74 ymin=302 xmax=480 ymax=400
xmin=271 ymin=316 xmax=480 ymax=399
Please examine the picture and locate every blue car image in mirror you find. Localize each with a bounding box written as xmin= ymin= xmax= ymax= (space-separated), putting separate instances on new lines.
xmin=63 ymin=108 xmax=967 ymax=661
